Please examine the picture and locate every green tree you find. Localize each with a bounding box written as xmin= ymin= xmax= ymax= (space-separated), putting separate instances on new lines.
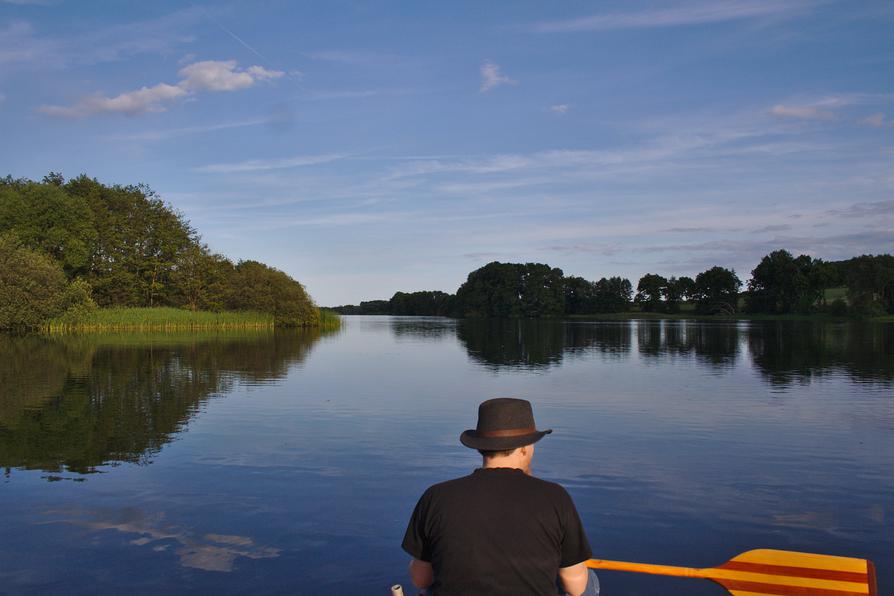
xmin=662 ymin=276 xmax=685 ymax=313
xmin=593 ymin=277 xmax=632 ymax=312
xmin=635 ymin=273 xmax=667 ymax=312
xmin=171 ymin=244 xmax=234 ymax=311
xmin=692 ymin=266 xmax=742 ymax=314
xmin=455 ymin=262 xmax=564 ymax=317
xmin=746 ymin=249 xmax=822 ymax=314
xmin=390 ymin=290 xmax=453 ymax=315
xmin=0 ymin=177 xmax=97 ymax=276
xmin=564 ymin=276 xmax=596 ymax=315
xmin=0 ymin=233 xmax=96 ymax=329
xmin=845 ymin=254 xmax=894 ymax=314
xmin=227 ymin=260 xmax=320 ymax=326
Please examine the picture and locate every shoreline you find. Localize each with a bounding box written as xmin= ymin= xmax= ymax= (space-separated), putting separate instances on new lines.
xmin=336 ymin=312 xmax=894 ymax=323
xmin=31 ymin=306 xmax=341 ymax=334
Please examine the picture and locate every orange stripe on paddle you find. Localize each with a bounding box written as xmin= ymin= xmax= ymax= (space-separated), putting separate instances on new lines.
xmin=718 ymin=561 xmax=868 ymax=584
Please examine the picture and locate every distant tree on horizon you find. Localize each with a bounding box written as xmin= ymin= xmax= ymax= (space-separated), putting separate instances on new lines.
xmin=692 ymin=266 xmax=741 ymax=314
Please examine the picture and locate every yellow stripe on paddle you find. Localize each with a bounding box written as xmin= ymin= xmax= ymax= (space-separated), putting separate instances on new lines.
xmin=586 ymin=549 xmax=878 ymax=596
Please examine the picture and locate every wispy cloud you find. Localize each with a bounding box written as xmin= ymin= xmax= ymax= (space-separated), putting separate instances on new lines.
xmin=769 ymin=93 xmax=894 ymax=122
xmin=861 ymin=113 xmax=894 ymax=128
xmin=304 ymin=49 xmax=407 ymax=67
xmin=39 ymin=60 xmax=283 ymax=118
xmin=106 ymin=118 xmax=268 ymax=142
xmin=194 ymin=154 xmax=346 ymax=174
xmin=769 ymin=104 xmax=835 ymax=120
xmin=479 ymin=60 xmax=516 ymax=93
xmin=299 ymin=89 xmax=399 ymax=101
xmin=825 ymin=199 xmax=894 ymax=218
xmin=527 ymin=1 xmax=815 ymax=33
xmin=549 ymin=104 xmax=570 ymax=115
xmin=751 ymin=224 xmax=793 ymax=233
xmin=0 ymin=9 xmax=203 ymax=68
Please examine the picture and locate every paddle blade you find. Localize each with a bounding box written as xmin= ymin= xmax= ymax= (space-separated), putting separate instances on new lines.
xmin=711 ymin=549 xmax=877 ymax=596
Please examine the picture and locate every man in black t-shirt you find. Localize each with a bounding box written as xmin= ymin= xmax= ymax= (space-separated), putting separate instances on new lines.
xmin=402 ymin=398 xmax=599 ymax=595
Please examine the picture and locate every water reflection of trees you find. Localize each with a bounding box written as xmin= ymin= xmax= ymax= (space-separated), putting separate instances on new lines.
xmin=456 ymin=320 xmax=632 ymax=369
xmin=637 ymin=321 xmax=741 ymax=368
xmin=389 ymin=317 xmax=455 ymax=341
xmin=0 ymin=330 xmax=324 ymax=474
xmin=747 ymin=322 xmax=894 ymax=386
xmin=449 ymin=319 xmax=893 ymax=385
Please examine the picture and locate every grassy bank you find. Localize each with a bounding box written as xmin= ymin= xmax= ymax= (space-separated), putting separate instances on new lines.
xmin=42 ymin=306 xmax=343 ymax=333
xmin=43 ymin=307 xmax=276 ymax=332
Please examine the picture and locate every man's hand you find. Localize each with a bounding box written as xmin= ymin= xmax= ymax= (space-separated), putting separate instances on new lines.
xmin=408 ymin=558 xmax=433 ymax=589
xmin=558 ymin=562 xmax=589 ymax=596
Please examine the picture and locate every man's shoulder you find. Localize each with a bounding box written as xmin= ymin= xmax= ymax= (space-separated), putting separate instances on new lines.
xmin=424 ymin=470 xmax=571 ymax=499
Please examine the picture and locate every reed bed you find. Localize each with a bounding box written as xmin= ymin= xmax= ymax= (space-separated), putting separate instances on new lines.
xmin=43 ymin=307 xmax=275 ymax=333
xmin=319 ymin=308 xmax=342 ymax=330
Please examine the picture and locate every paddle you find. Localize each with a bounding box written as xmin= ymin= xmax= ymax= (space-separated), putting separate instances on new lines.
xmin=586 ymin=548 xmax=877 ymax=595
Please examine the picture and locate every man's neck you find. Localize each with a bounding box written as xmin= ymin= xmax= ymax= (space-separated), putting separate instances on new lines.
xmin=482 ymin=457 xmax=530 ymax=475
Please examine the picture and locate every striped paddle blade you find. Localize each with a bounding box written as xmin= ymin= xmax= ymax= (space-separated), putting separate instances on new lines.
xmin=586 ymin=548 xmax=877 ymax=596
xmin=711 ymin=549 xmax=877 ymax=596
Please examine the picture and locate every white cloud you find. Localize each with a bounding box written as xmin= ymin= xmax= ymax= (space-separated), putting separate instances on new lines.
xmin=194 ymin=154 xmax=346 ymax=174
xmin=529 ymin=1 xmax=814 ymax=33
xmin=479 ymin=61 xmax=516 ymax=93
xmin=39 ymin=59 xmax=284 ymax=118
xmin=550 ymin=104 xmax=570 ymax=114
xmin=39 ymin=83 xmax=187 ymax=117
xmin=769 ymin=104 xmax=835 ymax=120
xmin=178 ymin=60 xmax=282 ymax=92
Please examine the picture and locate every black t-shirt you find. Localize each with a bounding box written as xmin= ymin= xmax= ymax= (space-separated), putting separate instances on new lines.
xmin=402 ymin=467 xmax=592 ymax=596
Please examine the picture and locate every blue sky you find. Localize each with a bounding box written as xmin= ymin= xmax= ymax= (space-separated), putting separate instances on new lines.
xmin=2 ymin=1 xmax=893 ymax=305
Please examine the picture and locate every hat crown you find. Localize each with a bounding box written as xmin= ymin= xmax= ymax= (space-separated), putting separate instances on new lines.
xmin=476 ymin=398 xmax=536 ymax=432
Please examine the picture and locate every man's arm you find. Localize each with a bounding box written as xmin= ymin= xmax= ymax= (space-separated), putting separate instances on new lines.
xmin=408 ymin=558 xmax=433 ymax=589
xmin=558 ymin=562 xmax=589 ymax=596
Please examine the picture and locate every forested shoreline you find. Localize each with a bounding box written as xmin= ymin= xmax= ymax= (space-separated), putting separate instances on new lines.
xmin=0 ymin=173 xmax=331 ymax=331
xmin=333 ymin=252 xmax=894 ymax=319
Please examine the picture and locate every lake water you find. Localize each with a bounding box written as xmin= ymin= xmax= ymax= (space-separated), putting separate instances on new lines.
xmin=1 ymin=317 xmax=892 ymax=595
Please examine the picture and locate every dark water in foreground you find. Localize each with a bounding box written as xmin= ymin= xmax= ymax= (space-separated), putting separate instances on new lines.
xmin=1 ymin=317 xmax=892 ymax=595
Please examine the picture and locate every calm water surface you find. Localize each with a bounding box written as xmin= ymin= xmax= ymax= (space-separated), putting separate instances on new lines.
xmin=1 ymin=318 xmax=892 ymax=595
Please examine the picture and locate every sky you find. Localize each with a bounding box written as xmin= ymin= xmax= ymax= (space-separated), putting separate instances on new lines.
xmin=1 ymin=0 xmax=893 ymax=306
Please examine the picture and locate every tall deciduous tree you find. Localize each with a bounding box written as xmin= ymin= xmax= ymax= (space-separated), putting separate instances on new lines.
xmin=0 ymin=178 xmax=96 ymax=276
xmin=746 ymin=249 xmax=822 ymax=314
xmin=635 ymin=273 xmax=667 ymax=312
xmin=693 ymin=267 xmax=742 ymax=314
xmin=455 ymin=262 xmax=564 ymax=317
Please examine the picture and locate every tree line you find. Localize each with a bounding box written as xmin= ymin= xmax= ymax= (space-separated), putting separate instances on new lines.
xmin=0 ymin=173 xmax=321 ymax=330
xmin=334 ymin=251 xmax=894 ymax=318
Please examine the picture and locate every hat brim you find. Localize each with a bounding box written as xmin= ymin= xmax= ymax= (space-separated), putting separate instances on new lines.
xmin=460 ymin=429 xmax=552 ymax=451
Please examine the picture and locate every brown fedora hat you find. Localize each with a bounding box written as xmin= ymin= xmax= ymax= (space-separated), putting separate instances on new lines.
xmin=460 ymin=398 xmax=552 ymax=451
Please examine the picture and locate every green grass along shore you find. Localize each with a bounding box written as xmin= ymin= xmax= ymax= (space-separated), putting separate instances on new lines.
xmin=42 ymin=306 xmax=342 ymax=333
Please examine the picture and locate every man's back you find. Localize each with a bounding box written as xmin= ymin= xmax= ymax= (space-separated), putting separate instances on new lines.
xmin=402 ymin=467 xmax=591 ymax=596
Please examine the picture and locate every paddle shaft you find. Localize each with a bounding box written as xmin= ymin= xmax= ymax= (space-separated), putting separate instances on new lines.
xmin=587 ymin=558 xmax=708 ymax=578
